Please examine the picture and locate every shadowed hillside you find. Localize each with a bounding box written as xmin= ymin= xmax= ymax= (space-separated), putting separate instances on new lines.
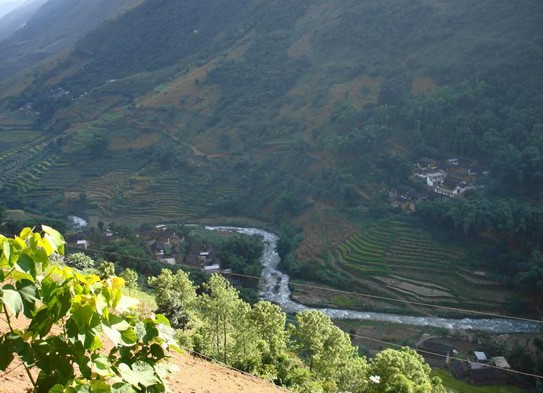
xmin=0 ymin=0 xmax=143 ymax=80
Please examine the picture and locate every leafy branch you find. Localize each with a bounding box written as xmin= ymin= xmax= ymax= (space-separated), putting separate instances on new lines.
xmin=0 ymin=226 xmax=180 ymax=392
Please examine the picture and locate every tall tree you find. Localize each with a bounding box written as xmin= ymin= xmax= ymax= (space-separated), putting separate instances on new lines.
xmin=250 ymin=301 xmax=288 ymax=357
xmin=368 ymin=347 xmax=446 ymax=393
xmin=293 ymin=310 xmax=367 ymax=391
xmin=120 ymin=268 xmax=138 ymax=293
xmin=148 ymin=268 xmax=197 ymax=329
xmin=196 ymin=274 xmax=249 ymax=364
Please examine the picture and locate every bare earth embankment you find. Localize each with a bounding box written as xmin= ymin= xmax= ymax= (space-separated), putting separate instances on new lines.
xmin=0 ymin=313 xmax=285 ymax=393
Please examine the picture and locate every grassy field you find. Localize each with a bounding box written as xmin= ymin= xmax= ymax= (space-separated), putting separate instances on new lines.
xmin=432 ymin=369 xmax=522 ymax=393
xmin=122 ymin=287 xmax=157 ymax=315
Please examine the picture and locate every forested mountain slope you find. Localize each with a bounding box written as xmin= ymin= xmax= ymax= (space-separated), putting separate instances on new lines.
xmin=0 ymin=0 xmax=143 ymax=80
xmin=0 ymin=0 xmax=23 ymax=18
xmin=0 ymin=0 xmax=47 ymax=41
xmin=0 ymin=0 xmax=542 ymax=312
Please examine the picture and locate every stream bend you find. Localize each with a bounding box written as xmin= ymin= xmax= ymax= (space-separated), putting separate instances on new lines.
xmin=206 ymin=226 xmax=541 ymax=333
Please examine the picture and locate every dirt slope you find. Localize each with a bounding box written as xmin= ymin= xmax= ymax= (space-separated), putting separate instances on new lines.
xmin=0 ymin=315 xmax=286 ymax=393
xmin=1 ymin=352 xmax=286 ymax=393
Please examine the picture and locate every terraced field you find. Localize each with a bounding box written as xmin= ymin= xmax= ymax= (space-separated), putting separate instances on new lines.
xmin=336 ymin=225 xmax=393 ymax=275
xmin=333 ymin=219 xmax=513 ymax=314
xmin=104 ymin=174 xmax=242 ymax=225
xmin=0 ymin=109 xmax=243 ymax=226
xmin=0 ymin=116 xmax=509 ymax=317
xmin=0 ymin=117 xmax=61 ymax=194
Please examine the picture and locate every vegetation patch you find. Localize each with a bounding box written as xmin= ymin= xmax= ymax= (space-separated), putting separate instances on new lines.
xmin=109 ymin=132 xmax=160 ymax=150
xmin=293 ymin=206 xmax=357 ymax=262
xmin=431 ymin=369 xmax=522 ymax=393
xmin=139 ymin=60 xmax=220 ymax=109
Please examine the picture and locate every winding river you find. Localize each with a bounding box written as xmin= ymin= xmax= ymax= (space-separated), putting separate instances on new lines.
xmin=206 ymin=226 xmax=541 ymax=333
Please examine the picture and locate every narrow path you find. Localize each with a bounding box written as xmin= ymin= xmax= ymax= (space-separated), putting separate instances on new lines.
xmin=159 ymin=127 xmax=229 ymax=158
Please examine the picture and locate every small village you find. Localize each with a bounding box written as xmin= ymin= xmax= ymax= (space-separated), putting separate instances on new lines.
xmin=69 ymin=223 xmax=226 ymax=273
xmin=390 ymin=156 xmax=488 ymax=212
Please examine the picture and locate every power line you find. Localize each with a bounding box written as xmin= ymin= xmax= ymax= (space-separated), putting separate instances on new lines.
xmin=284 ymin=316 xmax=543 ymax=380
xmin=62 ymin=243 xmax=543 ymax=324
xmin=2 ymin=230 xmax=541 ymax=324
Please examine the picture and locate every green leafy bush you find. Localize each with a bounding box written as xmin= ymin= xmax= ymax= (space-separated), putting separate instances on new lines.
xmin=0 ymin=226 xmax=179 ymax=392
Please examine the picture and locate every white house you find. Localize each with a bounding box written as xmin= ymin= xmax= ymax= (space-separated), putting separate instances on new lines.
xmin=203 ymin=264 xmax=220 ymax=272
xmin=474 ymin=351 xmax=487 ymax=362
xmin=426 ymin=172 xmax=446 ymax=187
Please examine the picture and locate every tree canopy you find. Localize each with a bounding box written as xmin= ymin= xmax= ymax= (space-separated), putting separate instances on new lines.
xmin=149 ymin=271 xmax=446 ymax=393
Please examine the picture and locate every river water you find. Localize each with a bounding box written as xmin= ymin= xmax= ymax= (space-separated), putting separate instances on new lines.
xmin=206 ymin=226 xmax=541 ymax=333
xmin=68 ymin=215 xmax=88 ymax=229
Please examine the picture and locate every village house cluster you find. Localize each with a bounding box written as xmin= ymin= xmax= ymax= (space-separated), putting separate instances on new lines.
xmin=390 ymin=156 xmax=488 ymax=212
xmin=448 ymin=351 xmax=511 ymax=386
xmin=71 ymin=223 xmax=228 ymax=272
xmin=417 ymin=338 xmax=512 ymax=386
xmin=146 ymin=224 xmax=223 ymax=271
xmin=417 ymin=157 xmax=487 ymax=197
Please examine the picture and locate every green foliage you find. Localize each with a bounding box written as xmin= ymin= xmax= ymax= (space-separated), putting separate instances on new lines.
xmin=120 ymin=268 xmax=138 ymax=291
xmin=293 ymin=310 xmax=361 ymax=386
xmin=148 ymin=269 xmax=197 ymax=330
xmin=102 ymin=232 xmax=157 ymax=276
xmin=61 ymin=0 xmax=254 ymax=93
xmin=147 ymin=271 xmax=446 ymax=392
xmin=97 ymin=260 xmax=116 ymax=279
xmin=66 ymin=252 xmax=95 ymax=270
xmin=417 ymin=194 xmax=543 ymax=306
xmin=217 ymin=234 xmax=264 ymax=284
xmin=0 ymin=212 xmax=68 ymax=236
xmin=195 ymin=274 xmax=249 ymax=364
xmin=206 ymin=32 xmax=310 ymax=116
xmin=368 ymin=347 xmax=446 ymax=393
xmin=0 ymin=226 xmax=179 ymax=392
xmin=88 ymin=134 xmax=110 ymax=156
xmin=275 ymin=224 xmax=302 ymax=260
